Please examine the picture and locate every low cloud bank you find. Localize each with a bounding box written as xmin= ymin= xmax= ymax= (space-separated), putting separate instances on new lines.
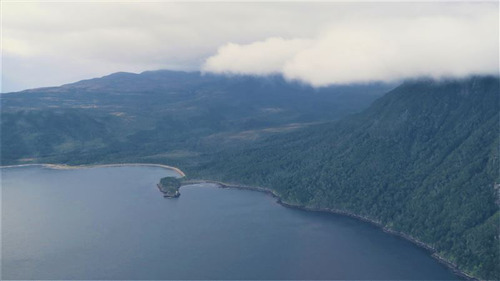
xmin=203 ymin=13 xmax=498 ymax=86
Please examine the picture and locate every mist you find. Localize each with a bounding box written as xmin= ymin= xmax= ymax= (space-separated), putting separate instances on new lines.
xmin=3 ymin=2 xmax=498 ymax=91
xmin=203 ymin=10 xmax=498 ymax=86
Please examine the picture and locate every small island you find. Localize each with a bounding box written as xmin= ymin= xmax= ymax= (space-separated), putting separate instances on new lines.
xmin=157 ymin=177 xmax=181 ymax=198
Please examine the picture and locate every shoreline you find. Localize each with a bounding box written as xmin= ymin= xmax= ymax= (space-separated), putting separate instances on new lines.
xmin=0 ymin=163 xmax=186 ymax=177
xmin=0 ymin=164 xmax=476 ymax=280
xmin=182 ymin=179 xmax=477 ymax=281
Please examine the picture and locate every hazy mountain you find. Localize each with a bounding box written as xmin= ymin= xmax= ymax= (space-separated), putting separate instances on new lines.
xmin=192 ymin=76 xmax=500 ymax=279
xmin=1 ymin=70 xmax=392 ymax=165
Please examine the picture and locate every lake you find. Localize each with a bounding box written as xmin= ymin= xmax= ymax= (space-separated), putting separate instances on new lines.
xmin=1 ymin=165 xmax=460 ymax=280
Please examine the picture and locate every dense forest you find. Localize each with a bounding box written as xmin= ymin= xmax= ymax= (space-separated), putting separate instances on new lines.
xmin=1 ymin=71 xmax=391 ymax=165
xmin=1 ymin=72 xmax=498 ymax=279
xmin=190 ymin=76 xmax=500 ymax=279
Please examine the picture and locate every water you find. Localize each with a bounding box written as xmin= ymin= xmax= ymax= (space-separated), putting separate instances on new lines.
xmin=2 ymin=166 xmax=460 ymax=280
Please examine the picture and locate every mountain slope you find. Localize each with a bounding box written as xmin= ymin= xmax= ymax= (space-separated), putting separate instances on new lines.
xmin=191 ymin=76 xmax=500 ymax=279
xmin=1 ymin=70 xmax=392 ymax=165
xmin=2 ymin=71 xmax=497 ymax=278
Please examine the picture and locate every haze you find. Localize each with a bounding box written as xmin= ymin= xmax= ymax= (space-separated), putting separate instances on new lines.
xmin=2 ymin=1 xmax=498 ymax=92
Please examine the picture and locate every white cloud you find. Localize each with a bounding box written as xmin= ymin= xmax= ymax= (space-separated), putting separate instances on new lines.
xmin=203 ymin=9 xmax=498 ymax=86
xmin=203 ymin=38 xmax=312 ymax=75
xmin=2 ymin=2 xmax=498 ymax=91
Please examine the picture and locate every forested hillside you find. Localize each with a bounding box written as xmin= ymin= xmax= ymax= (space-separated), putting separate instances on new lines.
xmin=2 ymin=71 xmax=498 ymax=279
xmin=1 ymin=70 xmax=391 ymax=165
xmin=191 ymin=76 xmax=500 ymax=279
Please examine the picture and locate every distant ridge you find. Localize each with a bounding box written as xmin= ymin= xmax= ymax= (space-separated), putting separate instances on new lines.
xmin=1 ymin=69 xmax=393 ymax=165
xmin=13 ymin=69 xmax=394 ymax=94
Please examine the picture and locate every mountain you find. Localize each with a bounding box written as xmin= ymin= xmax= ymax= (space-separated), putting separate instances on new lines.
xmin=190 ymin=76 xmax=500 ymax=279
xmin=2 ymin=71 xmax=498 ymax=279
xmin=1 ymin=70 xmax=392 ymax=165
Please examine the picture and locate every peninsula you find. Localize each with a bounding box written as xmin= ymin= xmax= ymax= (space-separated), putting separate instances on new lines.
xmin=157 ymin=177 xmax=181 ymax=198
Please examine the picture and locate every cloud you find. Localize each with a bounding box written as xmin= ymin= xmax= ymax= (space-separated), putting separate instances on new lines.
xmin=203 ymin=38 xmax=313 ymax=75
xmin=2 ymin=2 xmax=498 ymax=91
xmin=3 ymin=2 xmax=333 ymax=91
xmin=203 ymin=6 xmax=498 ymax=86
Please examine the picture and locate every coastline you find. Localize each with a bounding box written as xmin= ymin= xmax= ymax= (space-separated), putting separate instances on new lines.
xmin=0 ymin=164 xmax=476 ymax=280
xmin=157 ymin=183 xmax=181 ymax=198
xmin=0 ymin=163 xmax=186 ymax=177
xmin=182 ymin=179 xmax=477 ymax=281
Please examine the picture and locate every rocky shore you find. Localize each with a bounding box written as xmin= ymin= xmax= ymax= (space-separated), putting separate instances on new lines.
xmin=158 ymin=177 xmax=182 ymax=198
xmin=157 ymin=183 xmax=180 ymax=198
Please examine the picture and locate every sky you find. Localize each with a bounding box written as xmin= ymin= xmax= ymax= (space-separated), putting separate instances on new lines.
xmin=2 ymin=1 xmax=498 ymax=92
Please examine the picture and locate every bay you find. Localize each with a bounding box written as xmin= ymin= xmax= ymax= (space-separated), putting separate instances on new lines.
xmin=1 ymin=166 xmax=460 ymax=280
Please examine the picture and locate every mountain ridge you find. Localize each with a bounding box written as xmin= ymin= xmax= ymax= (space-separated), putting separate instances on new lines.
xmin=1 ymin=70 xmax=393 ymax=165
xmin=10 ymin=70 xmax=394 ymax=94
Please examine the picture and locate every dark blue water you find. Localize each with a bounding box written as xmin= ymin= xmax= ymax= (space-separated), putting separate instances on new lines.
xmin=2 ymin=166 xmax=460 ymax=280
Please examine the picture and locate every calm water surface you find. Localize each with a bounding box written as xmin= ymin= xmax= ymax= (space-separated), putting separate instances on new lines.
xmin=2 ymin=166 xmax=460 ymax=280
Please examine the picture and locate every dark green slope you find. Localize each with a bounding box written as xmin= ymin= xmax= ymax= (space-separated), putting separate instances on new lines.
xmin=192 ymin=76 xmax=500 ymax=279
xmin=1 ymin=71 xmax=392 ymax=165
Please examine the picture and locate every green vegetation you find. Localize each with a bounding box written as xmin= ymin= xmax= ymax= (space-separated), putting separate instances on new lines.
xmin=1 ymin=71 xmax=390 ymax=166
xmin=190 ymin=76 xmax=500 ymax=279
xmin=1 ymin=71 xmax=498 ymax=279
xmin=158 ymin=177 xmax=181 ymax=198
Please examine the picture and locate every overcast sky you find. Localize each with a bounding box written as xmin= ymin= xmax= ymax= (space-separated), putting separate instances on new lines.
xmin=2 ymin=1 xmax=498 ymax=92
